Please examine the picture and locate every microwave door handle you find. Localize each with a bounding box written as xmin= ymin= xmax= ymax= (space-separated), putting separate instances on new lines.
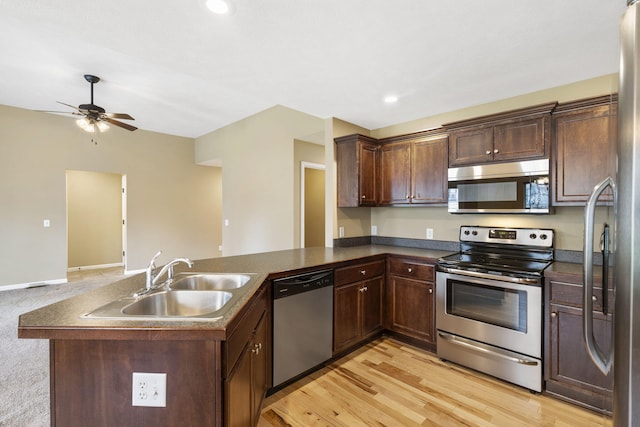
xmin=583 ymin=176 xmax=614 ymax=375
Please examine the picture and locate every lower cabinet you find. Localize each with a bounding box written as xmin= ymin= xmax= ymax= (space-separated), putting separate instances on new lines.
xmin=333 ymin=259 xmax=385 ymax=354
xmin=385 ymin=256 xmax=436 ymax=349
xmin=225 ymin=286 xmax=270 ymax=426
xmin=544 ymin=277 xmax=613 ymax=413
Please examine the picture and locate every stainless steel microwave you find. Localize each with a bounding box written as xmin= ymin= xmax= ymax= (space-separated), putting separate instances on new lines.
xmin=447 ymin=159 xmax=551 ymax=214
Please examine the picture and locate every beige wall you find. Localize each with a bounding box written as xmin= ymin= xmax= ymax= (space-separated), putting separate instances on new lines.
xmin=293 ymin=140 xmax=325 ymax=248
xmin=195 ymin=105 xmax=325 ymax=256
xmin=0 ymin=104 xmax=222 ymax=287
xmin=67 ymin=170 xmax=123 ymax=268
xmin=338 ymin=74 xmax=619 ymax=251
xmin=304 ymin=168 xmax=325 ymax=247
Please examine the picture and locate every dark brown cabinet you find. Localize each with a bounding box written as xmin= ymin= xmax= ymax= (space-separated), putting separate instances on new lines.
xmin=445 ymin=103 xmax=555 ymax=167
xmin=552 ymin=95 xmax=617 ymax=205
xmin=225 ymin=286 xmax=270 ymax=426
xmin=544 ymin=276 xmax=613 ymax=414
xmin=379 ymin=133 xmax=448 ymax=205
xmin=333 ymin=259 xmax=385 ymax=353
xmin=385 ymin=256 xmax=436 ymax=349
xmin=335 ymin=134 xmax=379 ymax=207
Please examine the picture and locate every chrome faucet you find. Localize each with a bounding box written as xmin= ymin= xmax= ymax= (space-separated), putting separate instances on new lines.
xmin=152 ymin=257 xmax=194 ymax=286
xmin=137 ymin=251 xmax=194 ymax=296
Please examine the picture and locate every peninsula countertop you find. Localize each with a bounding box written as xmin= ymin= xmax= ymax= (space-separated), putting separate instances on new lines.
xmin=18 ymin=245 xmax=452 ymax=341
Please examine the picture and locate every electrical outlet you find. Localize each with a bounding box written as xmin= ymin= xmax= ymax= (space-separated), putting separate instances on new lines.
xmin=339 ymin=227 xmax=345 ymax=238
xmin=426 ymin=228 xmax=434 ymax=240
xmin=43 ymin=219 xmax=50 ymax=228
xmin=132 ymin=372 xmax=166 ymax=407
xmin=371 ymin=225 xmax=377 ymax=236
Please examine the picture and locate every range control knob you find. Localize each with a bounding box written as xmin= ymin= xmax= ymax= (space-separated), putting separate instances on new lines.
xmin=463 ymin=230 xmax=470 ymax=235
xmin=472 ymin=230 xmax=478 ymax=236
xmin=529 ymin=233 xmax=537 ymax=240
xmin=540 ymin=234 xmax=548 ymax=240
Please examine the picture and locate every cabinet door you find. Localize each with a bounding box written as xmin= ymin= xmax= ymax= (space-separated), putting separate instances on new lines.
xmin=448 ymin=127 xmax=493 ymax=166
xmin=359 ymin=142 xmax=378 ymax=206
xmin=251 ymin=313 xmax=269 ymax=424
xmin=553 ymin=103 xmax=616 ymax=204
xmin=379 ymin=143 xmax=411 ymax=205
xmin=361 ymin=276 xmax=383 ymax=338
xmin=411 ymin=136 xmax=448 ymax=204
xmin=225 ymin=343 xmax=252 ymax=427
xmin=493 ymin=116 xmax=547 ymax=162
xmin=547 ymin=303 xmax=613 ymax=412
xmin=333 ymin=282 xmax=361 ymax=353
xmin=388 ymin=275 xmax=434 ymax=344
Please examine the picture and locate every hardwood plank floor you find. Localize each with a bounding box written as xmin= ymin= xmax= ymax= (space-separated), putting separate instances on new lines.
xmin=258 ymin=338 xmax=612 ymax=427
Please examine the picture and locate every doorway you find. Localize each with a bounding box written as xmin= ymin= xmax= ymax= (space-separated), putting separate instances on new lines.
xmin=301 ymin=162 xmax=326 ymax=248
xmin=66 ymin=170 xmax=126 ymax=272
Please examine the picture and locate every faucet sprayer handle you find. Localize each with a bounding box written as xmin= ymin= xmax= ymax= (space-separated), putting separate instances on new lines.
xmin=149 ymin=251 xmax=162 ymax=269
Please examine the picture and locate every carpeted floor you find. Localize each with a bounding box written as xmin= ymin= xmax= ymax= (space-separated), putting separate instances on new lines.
xmin=0 ymin=268 xmax=127 ymax=427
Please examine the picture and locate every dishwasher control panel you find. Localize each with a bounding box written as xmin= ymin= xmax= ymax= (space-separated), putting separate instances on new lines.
xmin=272 ymin=269 xmax=333 ymax=299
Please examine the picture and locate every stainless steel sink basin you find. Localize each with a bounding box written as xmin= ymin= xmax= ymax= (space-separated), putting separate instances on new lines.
xmin=121 ymin=290 xmax=232 ymax=316
xmin=170 ymin=273 xmax=251 ymax=291
xmin=82 ymin=272 xmax=256 ymax=321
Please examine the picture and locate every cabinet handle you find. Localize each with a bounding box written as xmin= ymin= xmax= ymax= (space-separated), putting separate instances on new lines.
xmin=493 ymin=148 xmax=499 ymax=154
xmin=407 ymin=267 xmax=413 ymax=273
xmin=551 ymin=312 xmax=557 ymax=318
xmin=406 ymin=195 xmax=410 ymax=200
xmin=485 ymin=150 xmax=491 ymax=155
xmin=361 ymin=195 xmax=366 ymax=199
xmin=428 ymin=289 xmax=433 ymax=294
xmin=360 ymin=270 xmax=366 ymax=275
xmin=359 ymin=286 xmax=368 ymax=293
xmin=252 ymin=342 xmax=262 ymax=355
xmin=592 ymin=295 xmax=597 ymax=301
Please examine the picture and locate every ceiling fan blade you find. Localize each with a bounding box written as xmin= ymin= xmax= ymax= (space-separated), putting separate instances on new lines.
xmin=105 ymin=118 xmax=138 ymax=131
xmin=106 ymin=112 xmax=135 ymax=120
xmin=35 ymin=109 xmax=79 ymax=115
xmin=56 ymin=101 xmax=83 ymax=112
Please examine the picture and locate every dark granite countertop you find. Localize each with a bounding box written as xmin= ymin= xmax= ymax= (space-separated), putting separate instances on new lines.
xmin=18 ymin=245 xmax=451 ymax=341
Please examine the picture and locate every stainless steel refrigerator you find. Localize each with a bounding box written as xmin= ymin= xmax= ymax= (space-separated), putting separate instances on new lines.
xmin=584 ymin=1 xmax=640 ymax=425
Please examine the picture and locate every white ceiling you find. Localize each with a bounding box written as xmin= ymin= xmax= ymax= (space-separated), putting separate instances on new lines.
xmin=0 ymin=0 xmax=628 ymax=138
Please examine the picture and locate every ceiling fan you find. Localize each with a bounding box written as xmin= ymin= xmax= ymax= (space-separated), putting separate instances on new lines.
xmin=49 ymin=74 xmax=137 ymax=133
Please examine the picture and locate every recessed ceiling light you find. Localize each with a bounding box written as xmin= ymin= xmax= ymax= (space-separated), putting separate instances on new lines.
xmin=206 ymin=0 xmax=231 ymax=14
xmin=384 ymin=95 xmax=398 ymax=104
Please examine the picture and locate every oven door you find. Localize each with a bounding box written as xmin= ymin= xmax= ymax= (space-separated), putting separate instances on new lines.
xmin=436 ymin=270 xmax=542 ymax=358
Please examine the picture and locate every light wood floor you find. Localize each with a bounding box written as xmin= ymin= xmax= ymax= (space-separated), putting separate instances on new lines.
xmin=259 ymin=338 xmax=612 ymax=427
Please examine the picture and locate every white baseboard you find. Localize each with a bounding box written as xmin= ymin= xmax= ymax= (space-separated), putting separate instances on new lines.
xmin=0 ymin=278 xmax=68 ymax=292
xmin=67 ymin=262 xmax=124 ymax=272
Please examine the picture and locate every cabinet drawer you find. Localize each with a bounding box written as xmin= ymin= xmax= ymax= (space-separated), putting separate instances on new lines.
xmin=335 ymin=260 xmax=385 ymax=286
xmin=548 ymin=280 xmax=614 ymax=312
xmin=388 ymin=258 xmax=434 ymax=280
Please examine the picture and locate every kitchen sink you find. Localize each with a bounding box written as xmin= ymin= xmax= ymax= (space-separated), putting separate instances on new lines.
xmin=170 ymin=273 xmax=251 ymax=291
xmin=82 ymin=273 xmax=255 ymax=321
xmin=122 ymin=290 xmax=232 ymax=316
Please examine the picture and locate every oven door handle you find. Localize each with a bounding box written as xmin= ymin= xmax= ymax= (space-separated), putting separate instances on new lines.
xmin=438 ymin=332 xmax=539 ymax=366
xmin=437 ymin=266 xmax=541 ymax=285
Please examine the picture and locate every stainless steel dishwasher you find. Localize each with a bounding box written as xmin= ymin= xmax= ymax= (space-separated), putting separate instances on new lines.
xmin=272 ymin=269 xmax=333 ymax=388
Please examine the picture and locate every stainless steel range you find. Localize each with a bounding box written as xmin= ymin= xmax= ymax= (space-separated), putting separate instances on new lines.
xmin=436 ymin=225 xmax=554 ymax=392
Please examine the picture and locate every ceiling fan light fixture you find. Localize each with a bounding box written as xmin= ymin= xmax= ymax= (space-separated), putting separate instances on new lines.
xmin=76 ymin=117 xmax=109 ymax=133
xmin=96 ymin=121 xmax=110 ymax=132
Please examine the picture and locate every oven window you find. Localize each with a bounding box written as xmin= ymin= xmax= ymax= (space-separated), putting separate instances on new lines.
xmin=446 ymin=279 xmax=527 ymax=332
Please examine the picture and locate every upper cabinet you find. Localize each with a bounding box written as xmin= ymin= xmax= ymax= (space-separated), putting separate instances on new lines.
xmin=335 ymin=134 xmax=379 ymax=207
xmin=445 ymin=103 xmax=556 ymax=167
xmin=552 ymin=95 xmax=617 ymax=205
xmin=379 ymin=132 xmax=448 ymax=205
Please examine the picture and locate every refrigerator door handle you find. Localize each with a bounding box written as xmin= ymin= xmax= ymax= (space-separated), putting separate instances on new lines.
xmin=583 ymin=176 xmax=614 ymax=375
